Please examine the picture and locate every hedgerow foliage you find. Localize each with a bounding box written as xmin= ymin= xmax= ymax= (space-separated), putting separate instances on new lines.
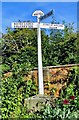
xmin=1 ymin=21 xmax=79 ymax=118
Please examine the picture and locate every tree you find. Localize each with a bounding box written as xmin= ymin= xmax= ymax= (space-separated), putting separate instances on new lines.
xmin=48 ymin=21 xmax=77 ymax=65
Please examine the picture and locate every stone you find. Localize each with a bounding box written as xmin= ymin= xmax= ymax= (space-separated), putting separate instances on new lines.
xmin=24 ymin=94 xmax=55 ymax=113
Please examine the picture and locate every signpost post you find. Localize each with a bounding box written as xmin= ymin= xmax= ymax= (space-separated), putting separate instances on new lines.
xmin=32 ymin=10 xmax=44 ymax=95
xmin=11 ymin=10 xmax=64 ymax=95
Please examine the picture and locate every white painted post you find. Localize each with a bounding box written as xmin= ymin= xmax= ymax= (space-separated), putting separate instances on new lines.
xmin=37 ymin=16 xmax=44 ymax=94
xmin=11 ymin=10 xmax=64 ymax=95
xmin=32 ymin=10 xmax=44 ymax=94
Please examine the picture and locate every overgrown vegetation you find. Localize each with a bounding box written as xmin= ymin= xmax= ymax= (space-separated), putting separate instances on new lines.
xmin=1 ymin=18 xmax=79 ymax=119
xmin=36 ymin=67 xmax=79 ymax=119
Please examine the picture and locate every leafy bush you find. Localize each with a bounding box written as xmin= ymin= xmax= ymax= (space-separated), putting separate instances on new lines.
xmin=1 ymin=20 xmax=78 ymax=119
xmin=2 ymin=75 xmax=38 ymax=118
xmin=1 ymin=59 xmax=38 ymax=119
xmin=38 ymin=90 xmax=79 ymax=119
xmin=0 ymin=64 xmax=10 ymax=73
xmin=34 ymin=67 xmax=79 ymax=119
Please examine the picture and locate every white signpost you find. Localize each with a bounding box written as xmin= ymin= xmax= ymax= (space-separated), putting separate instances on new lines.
xmin=32 ymin=10 xmax=44 ymax=95
xmin=11 ymin=10 xmax=64 ymax=95
xmin=40 ymin=9 xmax=53 ymax=21
xmin=11 ymin=22 xmax=38 ymax=28
xmin=11 ymin=22 xmax=64 ymax=30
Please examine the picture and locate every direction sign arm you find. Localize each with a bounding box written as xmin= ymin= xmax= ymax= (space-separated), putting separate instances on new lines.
xmin=40 ymin=10 xmax=53 ymax=21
